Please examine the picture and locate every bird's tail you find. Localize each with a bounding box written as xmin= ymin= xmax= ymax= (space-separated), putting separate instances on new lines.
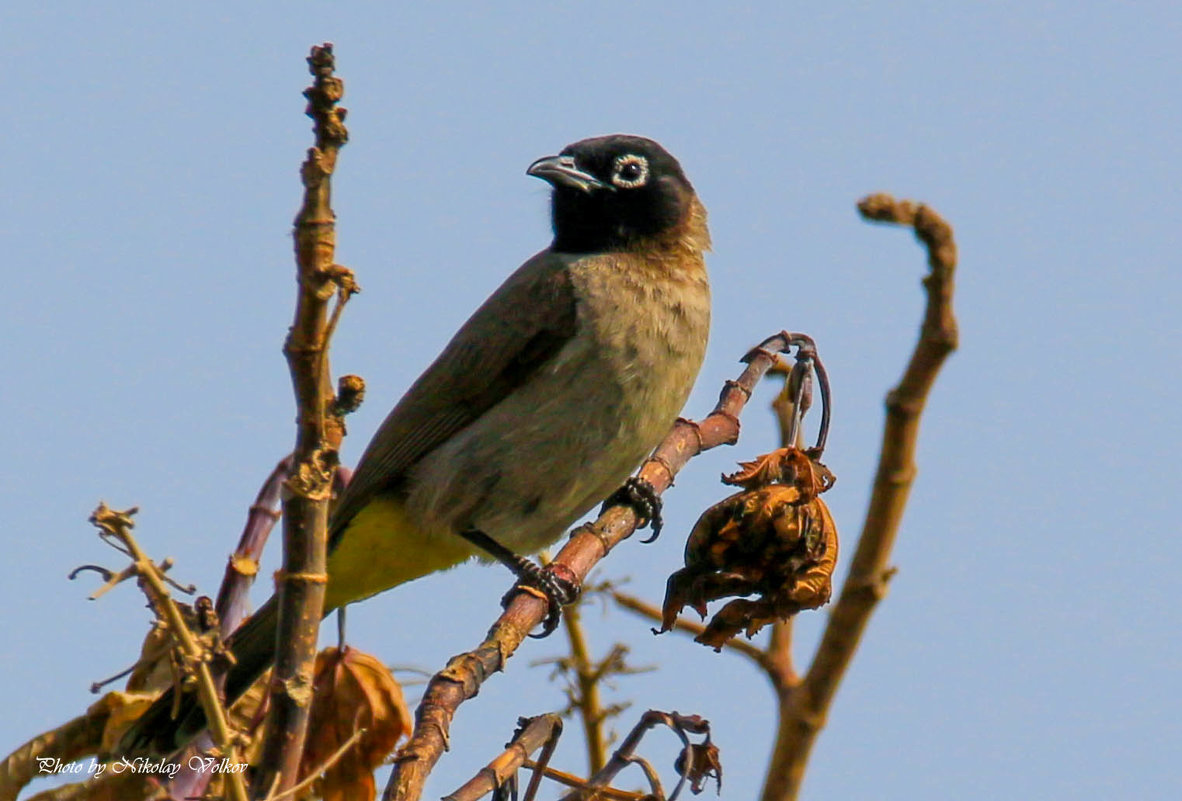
xmin=117 ymin=595 xmax=280 ymax=757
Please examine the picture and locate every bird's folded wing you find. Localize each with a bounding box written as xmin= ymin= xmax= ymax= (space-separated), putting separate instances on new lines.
xmin=328 ymin=250 xmax=579 ymax=545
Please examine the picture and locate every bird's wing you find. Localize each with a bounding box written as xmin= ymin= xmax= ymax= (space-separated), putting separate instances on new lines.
xmin=328 ymin=249 xmax=579 ymax=544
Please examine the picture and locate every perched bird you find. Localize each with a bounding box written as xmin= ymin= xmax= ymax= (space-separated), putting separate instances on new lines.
xmin=121 ymin=134 xmax=711 ymax=755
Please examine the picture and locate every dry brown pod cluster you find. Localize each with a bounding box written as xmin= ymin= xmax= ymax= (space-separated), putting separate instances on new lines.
xmin=660 ymin=447 xmax=839 ymax=649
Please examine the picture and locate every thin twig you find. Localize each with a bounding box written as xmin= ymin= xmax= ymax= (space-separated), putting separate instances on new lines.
xmin=758 ymin=194 xmax=958 ymax=801
xmin=442 ymin=715 xmax=563 ymax=801
xmin=563 ymin=710 xmax=712 ymax=801
xmin=610 ymin=591 xmax=772 ymax=672
xmin=520 ymin=765 xmax=644 ymax=801
xmin=620 ymin=754 xmax=664 ymax=799
xmin=88 ymin=664 xmax=137 ymax=694
xmin=520 ymin=717 xmax=563 ymax=801
xmin=561 ymin=602 xmax=609 ymax=774
xmin=764 ymin=619 xmax=797 ymax=688
xmin=262 ymin=727 xmax=366 ymax=801
xmin=382 ymin=333 xmax=815 ymax=801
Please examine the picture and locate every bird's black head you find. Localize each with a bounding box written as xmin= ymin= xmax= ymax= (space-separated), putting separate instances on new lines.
xmin=527 ymin=135 xmax=700 ymax=254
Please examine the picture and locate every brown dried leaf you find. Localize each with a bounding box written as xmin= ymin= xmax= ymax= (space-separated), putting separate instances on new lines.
xmin=674 ymin=737 xmax=723 ymax=795
xmin=723 ymin=447 xmax=834 ymax=498
xmin=723 ymin=449 xmax=791 ymax=489
xmin=301 ymin=646 xmax=411 ymax=801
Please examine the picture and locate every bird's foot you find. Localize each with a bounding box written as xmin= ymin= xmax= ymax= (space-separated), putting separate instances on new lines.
xmin=602 ymin=476 xmax=663 ymax=542
xmin=506 ymin=560 xmax=580 ymax=638
xmin=459 ymin=528 xmax=580 ymax=637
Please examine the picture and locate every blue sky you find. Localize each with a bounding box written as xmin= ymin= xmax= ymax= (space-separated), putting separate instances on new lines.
xmin=3 ymin=3 xmax=1180 ymax=799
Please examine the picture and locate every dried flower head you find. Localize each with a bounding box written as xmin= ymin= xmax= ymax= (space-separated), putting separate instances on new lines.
xmin=660 ymin=448 xmax=838 ymax=650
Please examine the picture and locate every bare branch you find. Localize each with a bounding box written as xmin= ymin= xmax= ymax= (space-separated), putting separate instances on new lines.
xmin=255 ymin=42 xmax=357 ymax=798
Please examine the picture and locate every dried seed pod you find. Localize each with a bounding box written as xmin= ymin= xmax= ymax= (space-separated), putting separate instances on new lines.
xmin=660 ymin=449 xmax=838 ymax=650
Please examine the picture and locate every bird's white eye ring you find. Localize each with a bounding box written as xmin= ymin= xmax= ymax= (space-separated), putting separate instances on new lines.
xmin=611 ymin=154 xmax=649 ymax=189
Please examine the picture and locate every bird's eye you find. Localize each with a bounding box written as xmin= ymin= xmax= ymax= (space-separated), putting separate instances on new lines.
xmin=611 ymin=154 xmax=649 ymax=189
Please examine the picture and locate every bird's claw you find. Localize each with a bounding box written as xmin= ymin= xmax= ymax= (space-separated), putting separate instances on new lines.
xmin=460 ymin=528 xmax=581 ymax=637
xmin=603 ymin=476 xmax=663 ymax=542
xmin=503 ymin=560 xmax=581 ymax=638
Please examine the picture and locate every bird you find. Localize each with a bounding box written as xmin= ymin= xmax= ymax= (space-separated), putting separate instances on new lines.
xmin=120 ymin=134 xmax=711 ymax=756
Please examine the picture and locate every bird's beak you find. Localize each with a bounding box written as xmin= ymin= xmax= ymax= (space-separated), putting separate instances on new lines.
xmin=526 ymin=155 xmax=611 ymax=193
